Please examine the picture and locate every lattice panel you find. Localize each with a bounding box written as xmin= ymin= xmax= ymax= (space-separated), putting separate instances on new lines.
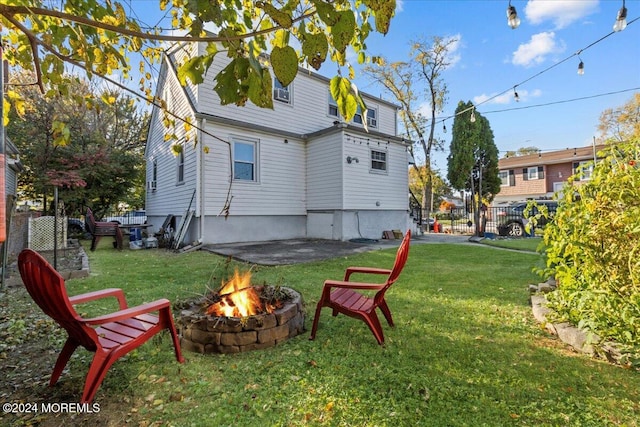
xmin=28 ymin=216 xmax=68 ymax=251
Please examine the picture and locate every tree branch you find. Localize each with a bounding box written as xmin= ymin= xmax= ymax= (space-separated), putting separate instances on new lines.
xmin=0 ymin=4 xmax=316 ymax=44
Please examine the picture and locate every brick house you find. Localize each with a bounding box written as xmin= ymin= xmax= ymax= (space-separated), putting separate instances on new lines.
xmin=494 ymin=144 xmax=605 ymax=205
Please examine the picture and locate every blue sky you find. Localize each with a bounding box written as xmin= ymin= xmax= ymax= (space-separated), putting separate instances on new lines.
xmin=353 ymin=0 xmax=640 ymax=171
xmin=134 ymin=0 xmax=639 ymax=172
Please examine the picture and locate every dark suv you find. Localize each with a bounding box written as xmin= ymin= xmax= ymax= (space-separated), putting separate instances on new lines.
xmin=497 ymin=200 xmax=558 ymax=237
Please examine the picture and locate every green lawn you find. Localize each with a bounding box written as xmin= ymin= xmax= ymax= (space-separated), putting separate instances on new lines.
xmin=2 ymin=240 xmax=638 ymax=426
xmin=480 ymin=237 xmax=544 ymax=253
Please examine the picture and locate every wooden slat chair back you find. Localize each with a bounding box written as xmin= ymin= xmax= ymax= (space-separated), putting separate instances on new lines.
xmin=309 ymin=229 xmax=411 ymax=345
xmin=85 ymin=207 xmax=123 ymax=251
xmin=18 ymin=249 xmax=185 ymax=403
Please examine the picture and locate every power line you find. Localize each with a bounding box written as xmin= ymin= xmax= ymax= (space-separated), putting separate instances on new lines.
xmin=435 ymin=16 xmax=639 ymax=126
xmin=480 ymin=87 xmax=640 ymax=115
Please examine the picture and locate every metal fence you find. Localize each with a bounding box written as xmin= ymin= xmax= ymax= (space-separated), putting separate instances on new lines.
xmin=422 ymin=206 xmax=525 ymax=237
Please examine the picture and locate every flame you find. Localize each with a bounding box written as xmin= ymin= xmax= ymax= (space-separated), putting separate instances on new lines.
xmin=206 ymin=269 xmax=264 ymax=317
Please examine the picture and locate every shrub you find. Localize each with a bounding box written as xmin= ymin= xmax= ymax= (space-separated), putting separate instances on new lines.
xmin=539 ymin=140 xmax=640 ymax=366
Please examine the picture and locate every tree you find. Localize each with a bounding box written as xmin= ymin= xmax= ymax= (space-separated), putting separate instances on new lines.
xmin=0 ymin=1 xmax=397 ymax=138
xmin=447 ymin=100 xmax=500 ymax=235
xmin=504 ymin=146 xmax=541 ymax=157
xmin=6 ymin=72 xmax=145 ymax=216
xmin=409 ymin=166 xmax=451 ymax=213
xmin=363 ymin=35 xmax=457 ymax=228
xmin=597 ymin=92 xmax=640 ymax=143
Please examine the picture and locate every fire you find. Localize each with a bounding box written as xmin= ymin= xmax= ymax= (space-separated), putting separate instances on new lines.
xmin=205 ymin=269 xmax=274 ymax=318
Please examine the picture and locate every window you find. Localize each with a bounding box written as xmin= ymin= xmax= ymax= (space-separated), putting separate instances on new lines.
xmin=273 ymin=79 xmax=291 ymax=104
xmin=353 ymin=107 xmax=363 ymax=125
xmin=176 ymin=148 xmax=184 ymax=184
xmin=574 ymin=161 xmax=593 ymax=181
xmin=328 ymin=93 xmax=338 ymax=117
xmin=370 ymin=149 xmax=387 ymax=172
xmin=499 ymin=171 xmax=508 ymax=186
xmin=499 ymin=170 xmax=515 ymax=186
xmin=233 ymin=139 xmax=257 ymax=181
xmin=522 ymin=166 xmax=544 ymax=181
xmin=367 ymin=108 xmax=378 ymax=128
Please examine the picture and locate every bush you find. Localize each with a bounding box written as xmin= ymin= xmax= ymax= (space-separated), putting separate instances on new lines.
xmin=539 ymin=140 xmax=640 ymax=366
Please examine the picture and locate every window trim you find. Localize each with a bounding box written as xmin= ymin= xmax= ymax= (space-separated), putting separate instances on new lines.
xmin=328 ymin=92 xmax=338 ymax=117
xmin=273 ymin=79 xmax=291 ymax=104
xmin=232 ymin=137 xmax=259 ymax=183
xmin=370 ymin=148 xmax=388 ymax=174
xmin=176 ymin=147 xmax=185 ymax=184
xmin=366 ymin=107 xmax=378 ymax=128
xmin=575 ymin=161 xmax=593 ymax=181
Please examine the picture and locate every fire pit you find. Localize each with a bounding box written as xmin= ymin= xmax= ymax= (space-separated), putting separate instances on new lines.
xmin=177 ymin=270 xmax=305 ymax=354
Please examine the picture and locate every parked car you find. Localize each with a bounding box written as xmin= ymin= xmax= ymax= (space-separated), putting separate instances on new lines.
xmin=102 ymin=210 xmax=147 ymax=225
xmin=497 ymin=200 xmax=558 ymax=237
xmin=67 ymin=218 xmax=87 ymax=238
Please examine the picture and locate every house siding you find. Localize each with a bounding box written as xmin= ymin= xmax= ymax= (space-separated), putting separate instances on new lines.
xmin=147 ymin=41 xmax=409 ymax=244
xmin=145 ymin=58 xmax=199 ymax=233
xmin=494 ymin=145 xmax=602 ymax=204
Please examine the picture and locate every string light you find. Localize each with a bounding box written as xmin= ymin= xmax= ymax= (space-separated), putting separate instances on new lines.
xmin=506 ymin=1 xmax=521 ymax=29
xmin=513 ymin=87 xmax=520 ymax=102
xmin=614 ymin=0 xmax=628 ymax=32
xmin=577 ymin=59 xmax=584 ymax=75
xmin=470 ymin=108 xmax=476 ymax=123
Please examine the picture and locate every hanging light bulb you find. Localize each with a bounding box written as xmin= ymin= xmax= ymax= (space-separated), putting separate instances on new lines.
xmin=507 ymin=1 xmax=521 ymax=29
xmin=613 ymin=0 xmax=627 ymax=32
xmin=443 ymin=122 xmax=447 ymax=133
xmin=470 ymin=109 xmax=476 ymax=123
xmin=577 ymin=60 xmax=584 ymax=75
xmin=514 ymin=87 xmax=520 ymax=102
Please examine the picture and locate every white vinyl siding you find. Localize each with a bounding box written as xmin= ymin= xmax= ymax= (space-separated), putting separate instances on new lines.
xmin=343 ymin=138 xmax=408 ymax=210
xmin=194 ymin=52 xmax=398 ymax=136
xmin=145 ymin=59 xmax=198 ymax=217
xmin=202 ymin=123 xmax=306 ymax=216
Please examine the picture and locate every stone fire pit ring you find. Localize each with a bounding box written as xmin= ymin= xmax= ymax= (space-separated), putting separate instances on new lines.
xmin=177 ymin=287 xmax=305 ymax=354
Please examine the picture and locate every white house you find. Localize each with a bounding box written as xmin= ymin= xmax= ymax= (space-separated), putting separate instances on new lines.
xmin=145 ymin=42 xmax=411 ymax=245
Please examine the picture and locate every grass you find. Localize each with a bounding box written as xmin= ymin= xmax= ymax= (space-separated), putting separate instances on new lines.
xmin=2 ymin=239 xmax=639 ymax=426
xmin=480 ymin=237 xmax=544 ymax=253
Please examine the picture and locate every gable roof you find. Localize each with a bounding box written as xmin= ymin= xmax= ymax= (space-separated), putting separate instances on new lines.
xmin=499 ymin=144 xmax=606 ymax=168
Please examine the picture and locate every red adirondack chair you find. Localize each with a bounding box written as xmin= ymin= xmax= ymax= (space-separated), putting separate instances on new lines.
xmin=18 ymin=249 xmax=185 ymax=403
xmin=309 ymin=229 xmax=411 ymax=345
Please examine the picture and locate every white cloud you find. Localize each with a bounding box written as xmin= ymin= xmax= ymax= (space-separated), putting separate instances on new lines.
xmin=524 ymin=0 xmax=599 ymax=29
xmin=444 ymin=34 xmax=463 ymax=68
xmin=511 ymin=32 xmax=565 ymax=67
xmin=473 ymin=88 xmax=542 ymax=106
xmin=396 ymin=0 xmax=404 ymax=13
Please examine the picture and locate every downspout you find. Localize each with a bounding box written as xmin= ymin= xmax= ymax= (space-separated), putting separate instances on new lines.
xmin=198 ymin=117 xmax=205 ymax=244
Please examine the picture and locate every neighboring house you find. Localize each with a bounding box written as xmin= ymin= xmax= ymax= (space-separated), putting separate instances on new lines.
xmin=145 ymin=42 xmax=411 ymax=244
xmin=494 ymin=144 xmax=605 ymax=205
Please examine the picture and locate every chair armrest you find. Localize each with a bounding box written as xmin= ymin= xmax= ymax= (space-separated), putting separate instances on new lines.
xmin=83 ymin=299 xmax=171 ymax=325
xmin=344 ymin=267 xmax=392 ymax=281
xmin=323 ymin=279 xmax=386 ymax=291
xmin=69 ymin=288 xmax=128 ymax=310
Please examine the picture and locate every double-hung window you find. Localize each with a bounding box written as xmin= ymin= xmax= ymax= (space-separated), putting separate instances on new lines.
xmin=370 ymin=149 xmax=387 ymax=173
xmin=366 ymin=108 xmax=378 ymax=128
xmin=233 ymin=139 xmax=258 ymax=182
